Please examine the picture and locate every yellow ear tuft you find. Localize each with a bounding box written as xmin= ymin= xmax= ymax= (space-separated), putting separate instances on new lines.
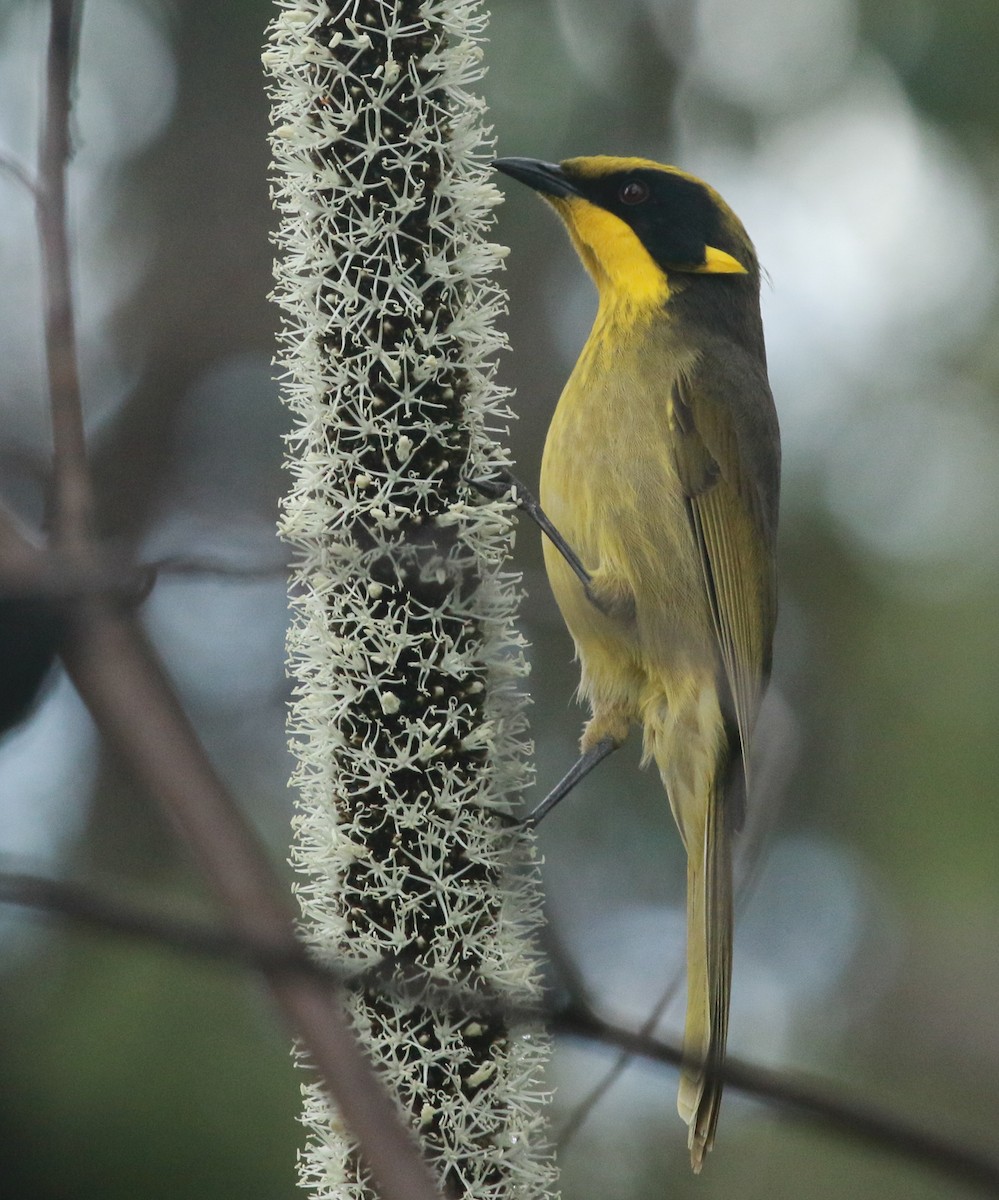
xmin=695 ymin=246 xmax=747 ymax=275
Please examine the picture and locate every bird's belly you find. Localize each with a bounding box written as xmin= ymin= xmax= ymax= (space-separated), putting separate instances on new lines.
xmin=539 ymin=355 xmax=715 ymax=680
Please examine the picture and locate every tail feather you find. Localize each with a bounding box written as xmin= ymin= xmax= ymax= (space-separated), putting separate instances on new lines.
xmin=676 ymin=780 xmax=733 ymax=1173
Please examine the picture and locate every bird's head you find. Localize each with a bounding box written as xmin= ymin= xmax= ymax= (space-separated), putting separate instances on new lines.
xmin=494 ymin=155 xmax=758 ymax=317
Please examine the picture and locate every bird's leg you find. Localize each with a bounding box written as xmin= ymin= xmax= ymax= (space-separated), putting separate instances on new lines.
xmin=490 ymin=737 xmax=619 ymax=831
xmin=471 ymin=471 xmax=632 ymax=620
xmin=524 ymin=736 xmax=619 ymax=827
xmin=472 ymin=468 xmax=624 ymax=830
xmin=469 ymin=469 xmax=592 ymax=592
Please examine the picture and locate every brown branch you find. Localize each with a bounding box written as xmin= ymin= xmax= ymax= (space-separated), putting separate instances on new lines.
xmin=0 ymin=513 xmax=287 ymax=600
xmin=23 ymin=4 xmax=444 ymax=1198
xmin=553 ymin=960 xmax=682 ymax=1148
xmin=39 ymin=0 xmax=91 ymax=553
xmin=0 ymin=506 xmax=147 ymax=601
xmin=0 ymin=870 xmax=301 ymax=971
xmin=555 ymin=1003 xmax=999 ymax=1197
xmin=5 ymin=867 xmax=999 ymax=1197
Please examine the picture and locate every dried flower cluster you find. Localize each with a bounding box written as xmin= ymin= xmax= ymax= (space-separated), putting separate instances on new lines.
xmin=264 ymin=2 xmax=556 ymax=1196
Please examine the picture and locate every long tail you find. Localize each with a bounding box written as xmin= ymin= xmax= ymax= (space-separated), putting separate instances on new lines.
xmin=675 ymin=775 xmax=733 ymax=1172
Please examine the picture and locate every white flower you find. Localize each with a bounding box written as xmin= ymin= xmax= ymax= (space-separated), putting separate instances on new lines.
xmin=265 ymin=1 xmax=557 ymax=1197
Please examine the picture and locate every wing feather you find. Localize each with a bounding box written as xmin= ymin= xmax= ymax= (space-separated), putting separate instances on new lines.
xmin=670 ymin=370 xmax=777 ymax=797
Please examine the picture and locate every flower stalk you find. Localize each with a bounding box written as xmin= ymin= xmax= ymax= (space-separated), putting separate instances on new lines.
xmin=264 ymin=2 xmax=557 ymax=1196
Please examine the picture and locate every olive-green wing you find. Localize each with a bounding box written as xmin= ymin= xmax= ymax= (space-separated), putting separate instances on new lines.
xmin=669 ymin=366 xmax=778 ymax=792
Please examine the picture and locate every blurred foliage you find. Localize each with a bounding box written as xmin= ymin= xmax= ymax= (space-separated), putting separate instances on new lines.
xmin=1 ymin=0 xmax=998 ymax=1198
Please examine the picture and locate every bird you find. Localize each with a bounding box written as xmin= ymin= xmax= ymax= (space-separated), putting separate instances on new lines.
xmin=492 ymin=155 xmax=780 ymax=1170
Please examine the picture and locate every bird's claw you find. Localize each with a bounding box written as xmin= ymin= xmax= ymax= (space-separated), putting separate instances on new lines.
xmin=468 ymin=474 xmax=513 ymax=501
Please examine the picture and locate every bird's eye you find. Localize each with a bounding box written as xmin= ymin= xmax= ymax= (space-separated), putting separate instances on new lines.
xmin=619 ymin=179 xmax=650 ymax=205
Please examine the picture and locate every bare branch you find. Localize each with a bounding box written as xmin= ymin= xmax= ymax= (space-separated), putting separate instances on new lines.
xmin=0 ymin=153 xmax=39 ymax=197
xmin=556 ymin=973 xmax=682 ymax=1148
xmin=0 ymin=534 xmax=284 ymax=603
xmin=5 ymin=866 xmax=999 ymax=1197
xmin=38 ymin=0 xmax=92 ymax=552
xmin=0 ymin=870 xmax=302 ymax=970
xmin=554 ymin=1003 xmax=999 ymax=1197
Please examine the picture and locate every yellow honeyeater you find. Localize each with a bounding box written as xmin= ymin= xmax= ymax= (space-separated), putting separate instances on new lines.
xmin=495 ymin=155 xmax=779 ymax=1170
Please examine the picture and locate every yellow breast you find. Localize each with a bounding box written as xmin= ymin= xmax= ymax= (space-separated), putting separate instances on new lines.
xmin=539 ymin=319 xmax=712 ymax=675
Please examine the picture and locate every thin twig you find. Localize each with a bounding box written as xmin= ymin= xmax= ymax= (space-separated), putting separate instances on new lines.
xmin=0 ymin=522 xmax=286 ymax=602
xmin=39 ymin=0 xmax=91 ymax=553
xmin=0 ymin=870 xmax=308 ymax=971
xmin=0 ymin=506 xmax=147 ymax=601
xmin=4 ymin=867 xmax=999 ymax=1197
xmin=556 ymin=973 xmax=683 ymax=1148
xmin=0 ymin=868 xmax=540 ymax=1017
xmin=150 ymin=554 xmax=290 ymax=580
xmin=0 ymin=153 xmax=39 ymax=197
xmin=555 ymin=1003 xmax=999 ymax=1197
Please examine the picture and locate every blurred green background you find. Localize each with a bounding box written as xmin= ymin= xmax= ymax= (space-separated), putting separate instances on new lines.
xmin=1 ymin=0 xmax=998 ymax=1197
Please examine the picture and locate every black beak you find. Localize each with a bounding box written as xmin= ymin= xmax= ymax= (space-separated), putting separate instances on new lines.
xmin=493 ymin=157 xmax=581 ymax=200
